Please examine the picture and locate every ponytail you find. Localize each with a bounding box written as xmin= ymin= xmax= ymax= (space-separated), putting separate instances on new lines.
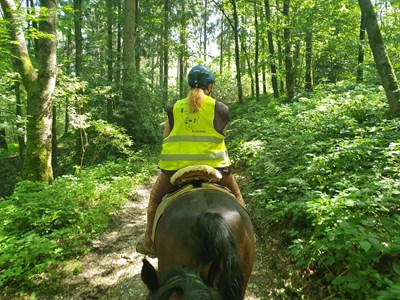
xmin=187 ymin=88 xmax=205 ymax=113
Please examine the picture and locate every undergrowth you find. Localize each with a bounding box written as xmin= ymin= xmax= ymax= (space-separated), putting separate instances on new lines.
xmin=0 ymin=149 xmax=157 ymax=297
xmin=229 ymin=82 xmax=400 ymax=299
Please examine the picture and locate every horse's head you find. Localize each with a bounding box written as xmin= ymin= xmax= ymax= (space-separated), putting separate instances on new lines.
xmin=141 ymin=258 xmax=222 ymax=299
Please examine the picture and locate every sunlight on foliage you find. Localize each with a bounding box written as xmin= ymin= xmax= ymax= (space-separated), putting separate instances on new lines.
xmin=228 ymin=82 xmax=400 ymax=299
xmin=0 ymin=151 xmax=157 ymax=294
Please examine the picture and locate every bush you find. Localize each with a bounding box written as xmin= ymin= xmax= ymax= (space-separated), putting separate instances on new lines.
xmin=228 ymin=82 xmax=400 ymax=299
xmin=0 ymin=150 xmax=157 ymax=294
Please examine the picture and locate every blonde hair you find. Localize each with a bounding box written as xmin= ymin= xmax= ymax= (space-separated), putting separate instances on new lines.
xmin=187 ymin=88 xmax=205 ymax=113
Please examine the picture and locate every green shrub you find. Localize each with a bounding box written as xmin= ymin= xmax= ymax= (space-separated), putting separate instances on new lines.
xmin=228 ymin=82 xmax=400 ymax=299
xmin=0 ymin=150 xmax=157 ymax=294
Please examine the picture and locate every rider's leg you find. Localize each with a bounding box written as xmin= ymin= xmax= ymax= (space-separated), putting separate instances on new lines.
xmin=143 ymin=171 xmax=174 ymax=253
xmin=220 ymin=173 xmax=245 ymax=207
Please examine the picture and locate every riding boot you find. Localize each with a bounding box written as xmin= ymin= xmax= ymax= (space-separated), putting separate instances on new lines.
xmin=143 ymin=171 xmax=174 ymax=255
xmin=220 ymin=173 xmax=245 ymax=207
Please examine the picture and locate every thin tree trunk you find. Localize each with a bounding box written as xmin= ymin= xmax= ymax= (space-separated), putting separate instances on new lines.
xmin=254 ymin=3 xmax=260 ymax=101
xmin=283 ymin=0 xmax=294 ymax=100
xmin=74 ymin=0 xmax=83 ymax=77
xmin=264 ymin=0 xmax=279 ymax=98
xmin=357 ymin=15 xmax=366 ymax=83
xmin=358 ymin=0 xmax=400 ymax=117
xmin=305 ymin=30 xmax=313 ymax=91
xmin=179 ymin=1 xmax=187 ymax=98
xmin=0 ymin=129 xmax=7 ymax=150
xmin=135 ymin=0 xmax=140 ymax=73
xmin=162 ymin=0 xmax=169 ymax=104
xmin=219 ymin=14 xmax=224 ymax=75
xmin=231 ymin=0 xmax=243 ymax=103
xmin=52 ymin=105 xmax=57 ymax=176
xmin=242 ymin=38 xmax=254 ymax=98
xmin=203 ymin=0 xmax=207 ymax=62
xmin=106 ymin=0 xmax=114 ymax=122
xmin=116 ymin=1 xmax=122 ymax=84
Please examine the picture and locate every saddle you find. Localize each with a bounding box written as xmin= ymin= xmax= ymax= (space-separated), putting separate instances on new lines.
xmin=151 ymin=165 xmax=235 ymax=241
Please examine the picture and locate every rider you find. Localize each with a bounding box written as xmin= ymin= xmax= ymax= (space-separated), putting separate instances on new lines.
xmin=138 ymin=65 xmax=245 ymax=256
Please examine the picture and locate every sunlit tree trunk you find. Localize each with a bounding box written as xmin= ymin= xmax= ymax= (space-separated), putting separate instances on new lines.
xmin=1 ymin=0 xmax=58 ymax=182
xmin=15 ymin=77 xmax=25 ymax=163
xmin=358 ymin=0 xmax=400 ymax=117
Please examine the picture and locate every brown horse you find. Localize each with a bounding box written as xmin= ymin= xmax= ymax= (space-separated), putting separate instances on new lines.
xmin=141 ymin=186 xmax=256 ymax=299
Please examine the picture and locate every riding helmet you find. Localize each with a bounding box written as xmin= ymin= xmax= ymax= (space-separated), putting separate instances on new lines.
xmin=188 ymin=65 xmax=215 ymax=88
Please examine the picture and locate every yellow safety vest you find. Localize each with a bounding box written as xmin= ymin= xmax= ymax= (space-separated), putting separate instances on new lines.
xmin=158 ymin=96 xmax=231 ymax=171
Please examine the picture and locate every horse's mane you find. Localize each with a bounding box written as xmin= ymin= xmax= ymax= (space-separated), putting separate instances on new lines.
xmin=153 ymin=267 xmax=222 ymax=300
xmin=196 ymin=211 xmax=244 ymax=300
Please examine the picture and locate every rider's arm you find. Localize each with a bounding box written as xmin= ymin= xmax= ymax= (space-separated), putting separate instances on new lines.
xmin=163 ymin=118 xmax=171 ymax=138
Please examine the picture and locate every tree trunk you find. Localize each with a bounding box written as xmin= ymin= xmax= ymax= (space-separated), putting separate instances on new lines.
xmin=106 ymin=0 xmax=114 ymax=122
xmin=135 ymin=0 xmax=140 ymax=73
xmin=52 ymin=105 xmax=57 ymax=176
xmin=240 ymin=15 xmax=254 ymax=98
xmin=219 ymin=14 xmax=224 ymax=75
xmin=179 ymin=1 xmax=187 ymax=98
xmin=1 ymin=0 xmax=57 ymax=182
xmin=254 ymin=3 xmax=260 ymax=101
xmin=0 ymin=129 xmax=7 ymax=150
xmin=203 ymin=0 xmax=208 ymax=62
xmin=283 ymin=0 xmax=294 ymax=100
xmin=74 ymin=0 xmax=83 ymax=77
xmin=231 ymin=0 xmax=243 ymax=103
xmin=305 ymin=30 xmax=313 ymax=91
xmin=15 ymin=77 xmax=25 ymax=163
xmin=122 ymin=0 xmax=136 ymax=101
xmin=264 ymin=0 xmax=279 ymax=98
xmin=162 ymin=0 xmax=169 ymax=104
xmin=357 ymin=15 xmax=366 ymax=83
xmin=358 ymin=0 xmax=400 ymax=117
xmin=116 ymin=1 xmax=122 ymax=84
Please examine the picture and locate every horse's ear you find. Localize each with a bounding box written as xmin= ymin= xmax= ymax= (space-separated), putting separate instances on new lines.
xmin=141 ymin=258 xmax=159 ymax=292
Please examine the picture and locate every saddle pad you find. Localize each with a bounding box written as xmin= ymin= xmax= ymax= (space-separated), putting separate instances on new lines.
xmin=151 ymin=183 xmax=235 ymax=241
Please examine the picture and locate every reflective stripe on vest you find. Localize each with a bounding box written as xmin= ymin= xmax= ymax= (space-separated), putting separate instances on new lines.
xmin=158 ymin=96 xmax=231 ymax=171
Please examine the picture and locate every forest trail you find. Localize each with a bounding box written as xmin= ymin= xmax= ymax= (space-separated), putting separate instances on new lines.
xmin=47 ymin=175 xmax=277 ymax=300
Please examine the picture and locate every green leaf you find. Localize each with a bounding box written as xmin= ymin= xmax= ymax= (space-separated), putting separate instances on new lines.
xmin=393 ymin=264 xmax=400 ymax=275
xmin=359 ymin=241 xmax=371 ymax=252
xmin=348 ymin=282 xmax=361 ymax=290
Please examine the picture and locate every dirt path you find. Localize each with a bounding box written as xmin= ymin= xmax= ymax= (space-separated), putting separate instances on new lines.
xmin=48 ymin=177 xmax=276 ymax=300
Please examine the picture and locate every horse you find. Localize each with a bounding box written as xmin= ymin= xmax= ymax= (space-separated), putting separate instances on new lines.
xmin=141 ymin=167 xmax=256 ymax=300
